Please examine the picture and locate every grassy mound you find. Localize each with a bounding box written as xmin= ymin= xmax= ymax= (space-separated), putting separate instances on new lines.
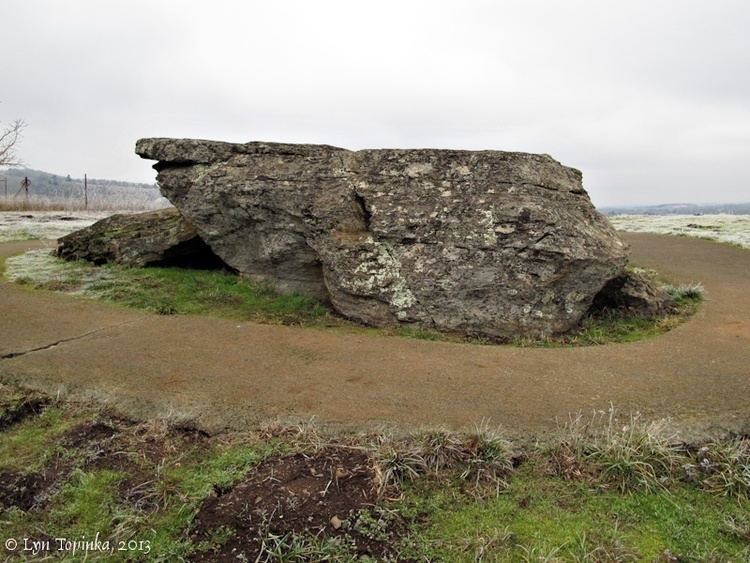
xmin=4 ymin=250 xmax=703 ymax=346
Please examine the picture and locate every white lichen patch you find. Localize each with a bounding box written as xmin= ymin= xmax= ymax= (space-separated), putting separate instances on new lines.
xmin=405 ymin=162 xmax=433 ymax=177
xmin=349 ymin=237 xmax=417 ymax=312
xmin=564 ymin=290 xmax=586 ymax=315
xmin=478 ymin=209 xmax=497 ymax=247
xmin=609 ymin=214 xmax=750 ymax=248
xmin=0 ymin=212 xmax=109 ymax=243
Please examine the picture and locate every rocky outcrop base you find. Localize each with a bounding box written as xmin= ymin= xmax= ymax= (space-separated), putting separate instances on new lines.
xmin=590 ymin=270 xmax=676 ymax=317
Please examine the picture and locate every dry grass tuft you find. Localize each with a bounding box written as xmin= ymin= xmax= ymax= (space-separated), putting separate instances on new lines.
xmin=549 ymin=407 xmax=683 ymax=492
xmin=371 ymin=422 xmax=514 ymax=498
xmin=691 ymin=439 xmax=750 ymax=500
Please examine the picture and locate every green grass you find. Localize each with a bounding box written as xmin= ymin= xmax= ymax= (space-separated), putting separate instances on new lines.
xmin=515 ymin=298 xmax=701 ymax=348
xmin=1 ymin=469 xmax=132 ymax=561
xmin=50 ymin=469 xmax=127 ymax=535
xmin=399 ymin=461 xmax=750 ymax=561
xmin=0 ymin=406 xmax=86 ymax=472
xmin=0 ymin=420 xmax=283 ymax=560
xmin=5 ymin=250 xmax=328 ymax=323
xmin=88 ymin=266 xmax=329 ymax=323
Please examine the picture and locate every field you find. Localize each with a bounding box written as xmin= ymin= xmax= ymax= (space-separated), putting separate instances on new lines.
xmin=0 ymin=213 xmax=749 ymax=561
xmin=0 ymin=169 xmax=169 ymax=212
xmin=1 ymin=387 xmax=749 ymax=561
xmin=608 ymin=214 xmax=750 ymax=249
xmin=0 ymin=211 xmax=106 ymax=243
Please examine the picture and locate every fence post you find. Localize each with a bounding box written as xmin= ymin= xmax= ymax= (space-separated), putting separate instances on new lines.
xmin=84 ymin=173 xmax=88 ymax=210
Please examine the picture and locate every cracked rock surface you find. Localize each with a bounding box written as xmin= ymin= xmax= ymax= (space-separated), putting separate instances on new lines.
xmin=136 ymin=138 xmax=628 ymax=339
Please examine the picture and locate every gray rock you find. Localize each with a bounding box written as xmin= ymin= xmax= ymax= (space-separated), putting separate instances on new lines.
xmin=136 ymin=138 xmax=629 ymax=339
xmin=56 ymin=207 xmax=225 ymax=269
xmin=591 ymin=270 xmax=676 ymax=317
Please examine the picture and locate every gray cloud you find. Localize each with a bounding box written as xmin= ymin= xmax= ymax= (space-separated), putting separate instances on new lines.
xmin=2 ymin=0 xmax=749 ymax=206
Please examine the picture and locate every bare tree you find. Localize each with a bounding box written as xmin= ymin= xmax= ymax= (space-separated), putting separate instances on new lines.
xmin=0 ymin=119 xmax=26 ymax=167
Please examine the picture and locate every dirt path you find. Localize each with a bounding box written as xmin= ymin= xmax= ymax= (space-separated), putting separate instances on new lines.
xmin=1 ymin=235 xmax=749 ymax=438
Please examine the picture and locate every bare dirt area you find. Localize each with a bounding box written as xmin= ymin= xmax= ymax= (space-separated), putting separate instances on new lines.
xmin=1 ymin=234 xmax=749 ymax=439
xmin=190 ymin=447 xmax=398 ymax=561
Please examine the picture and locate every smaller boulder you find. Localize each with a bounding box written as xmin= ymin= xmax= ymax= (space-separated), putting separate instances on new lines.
xmin=590 ymin=270 xmax=676 ymax=317
xmin=56 ymin=208 xmax=226 ymax=269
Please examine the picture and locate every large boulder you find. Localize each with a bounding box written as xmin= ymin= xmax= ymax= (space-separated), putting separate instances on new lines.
xmin=136 ymin=138 xmax=629 ymax=339
xmin=56 ymin=207 xmax=225 ymax=269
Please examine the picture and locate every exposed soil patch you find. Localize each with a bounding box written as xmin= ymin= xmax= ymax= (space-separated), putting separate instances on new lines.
xmin=0 ymin=453 xmax=72 ymax=512
xmin=0 ymin=471 xmax=47 ymax=510
xmin=0 ymin=413 xmax=212 ymax=515
xmin=60 ymin=419 xmax=119 ymax=449
xmin=0 ymin=395 xmax=49 ymax=431
xmin=0 ymin=420 xmax=123 ymax=513
xmin=191 ymin=447 xmax=403 ymax=561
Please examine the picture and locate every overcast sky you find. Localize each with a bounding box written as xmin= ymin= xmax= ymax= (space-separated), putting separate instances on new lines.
xmin=2 ymin=0 xmax=749 ymax=206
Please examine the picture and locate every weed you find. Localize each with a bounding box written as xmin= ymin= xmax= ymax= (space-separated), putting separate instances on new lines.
xmin=255 ymin=525 xmax=356 ymax=562
xmin=353 ymin=507 xmax=398 ymax=543
xmin=693 ymin=439 xmax=750 ymax=500
xmin=663 ymin=282 xmax=706 ymax=303
xmin=257 ymin=531 xmax=312 ymax=562
xmin=415 ymin=430 xmax=465 ymax=474
xmin=567 ymin=531 xmax=639 ymax=562
xmin=459 ymin=421 xmax=514 ymax=495
xmin=458 ymin=527 xmax=514 ymax=561
xmin=551 ymin=408 xmax=683 ymax=493
xmin=372 ymin=435 xmax=426 ymax=498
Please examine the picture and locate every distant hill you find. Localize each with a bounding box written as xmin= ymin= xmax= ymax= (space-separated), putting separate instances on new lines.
xmin=0 ymin=168 xmax=167 ymax=210
xmin=600 ymin=202 xmax=750 ymax=216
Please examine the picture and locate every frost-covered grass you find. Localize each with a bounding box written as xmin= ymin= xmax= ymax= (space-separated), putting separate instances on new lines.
xmin=608 ymin=214 xmax=750 ymax=248
xmin=4 ymin=249 xmax=116 ymax=292
xmin=0 ymin=191 xmax=169 ymax=212
xmin=0 ymin=211 xmax=109 ymax=242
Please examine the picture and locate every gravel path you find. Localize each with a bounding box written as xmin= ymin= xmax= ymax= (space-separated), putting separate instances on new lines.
xmin=1 ymin=234 xmax=748 ymax=438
